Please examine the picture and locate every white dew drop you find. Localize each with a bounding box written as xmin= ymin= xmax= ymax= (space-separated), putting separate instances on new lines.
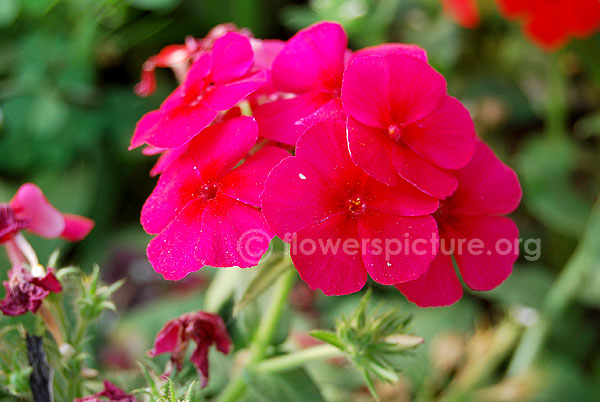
xmin=386 ymin=261 xmax=392 ymax=267
xmin=299 ymin=173 xmax=307 ymax=180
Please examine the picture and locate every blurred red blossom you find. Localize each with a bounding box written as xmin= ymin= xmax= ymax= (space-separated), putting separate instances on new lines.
xmin=74 ymin=380 xmax=137 ymax=402
xmin=148 ymin=311 xmax=232 ymax=387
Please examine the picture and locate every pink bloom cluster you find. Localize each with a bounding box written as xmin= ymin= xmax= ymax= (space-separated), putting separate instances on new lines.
xmin=0 ymin=184 xmax=94 ymax=316
xmin=132 ymin=22 xmax=521 ymax=307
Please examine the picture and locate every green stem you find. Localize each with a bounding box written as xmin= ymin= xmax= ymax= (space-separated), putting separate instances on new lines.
xmin=507 ymin=197 xmax=600 ymax=376
xmin=217 ymin=269 xmax=296 ymax=402
xmin=252 ymin=344 xmax=344 ymax=374
xmin=545 ymin=54 xmax=567 ymax=139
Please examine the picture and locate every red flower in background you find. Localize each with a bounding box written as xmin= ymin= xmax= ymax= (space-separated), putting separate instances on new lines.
xmin=142 ymin=116 xmax=288 ymax=280
xmin=442 ymin=0 xmax=480 ymax=28
xmin=75 ymin=380 xmax=137 ymax=402
xmin=148 ymin=311 xmax=231 ymax=387
xmin=396 ymin=140 xmax=522 ymax=307
xmin=342 ymin=52 xmax=476 ymax=199
xmin=496 ymin=0 xmax=600 ymax=49
xmin=262 ymin=121 xmax=439 ymax=295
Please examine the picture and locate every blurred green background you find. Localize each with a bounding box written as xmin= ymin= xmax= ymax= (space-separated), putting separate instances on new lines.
xmin=1 ymin=0 xmax=600 ymax=401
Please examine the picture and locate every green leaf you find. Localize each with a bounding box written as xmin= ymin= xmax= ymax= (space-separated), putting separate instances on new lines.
xmin=309 ymin=330 xmax=345 ymax=350
xmin=244 ymin=367 xmax=325 ymax=402
xmin=126 ymin=0 xmax=181 ymax=11
xmin=234 ymin=259 xmax=291 ymax=316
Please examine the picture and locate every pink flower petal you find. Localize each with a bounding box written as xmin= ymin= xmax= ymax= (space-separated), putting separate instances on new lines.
xmin=142 ymin=153 xmax=205 ymax=235
xmin=291 ymin=213 xmax=367 ymax=295
xmin=262 ymin=121 xmax=367 ymax=237
xmin=347 ymin=117 xmax=402 ymax=186
xmin=196 ymin=195 xmax=274 ymax=268
xmin=183 ymin=53 xmax=213 ymax=93
xmin=297 ymin=121 xmax=365 ymax=183
xmin=253 ymin=93 xmax=332 ymax=145
xmin=61 ymin=214 xmax=94 ymax=241
xmin=261 ymin=155 xmax=344 ymax=238
xmin=272 ymin=21 xmax=347 ymax=93
xmin=364 ymin=177 xmax=439 ymax=216
xmin=447 ymin=215 xmax=518 ymax=291
xmin=143 ymin=103 xmax=219 ymax=149
xmin=202 ymin=70 xmax=267 ymax=111
xmin=185 ymin=115 xmax=258 ymax=178
xmin=448 ymin=140 xmax=522 ymax=215
xmin=395 ymin=253 xmax=463 ymax=307
xmin=342 ymin=55 xmax=391 ymax=128
xmin=147 ymin=199 xmax=207 ymax=280
xmin=296 ymin=97 xmax=346 ymax=130
xmin=250 ymin=39 xmax=285 ymax=70
xmin=402 ymin=96 xmax=476 ymax=169
xmin=220 ymin=146 xmax=290 ymax=207
xmin=210 ymin=32 xmax=254 ymax=84
xmin=149 ymin=145 xmax=188 ymax=177
xmin=148 ymin=320 xmax=182 ymax=357
xmin=130 ymin=110 xmax=164 ymax=150
xmin=358 ymin=211 xmax=438 ymax=285
xmin=10 ymin=184 xmax=65 ymax=239
xmin=392 ymin=143 xmax=458 ymax=199
xmin=385 ymin=53 xmax=447 ymax=125
xmin=354 ymin=43 xmax=428 ymax=60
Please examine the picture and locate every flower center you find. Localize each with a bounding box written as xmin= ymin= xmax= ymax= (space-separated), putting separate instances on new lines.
xmin=0 ymin=204 xmax=29 ymax=243
xmin=388 ymin=123 xmax=404 ymax=142
xmin=199 ymin=183 xmax=218 ymax=200
xmin=347 ymin=197 xmax=366 ymax=215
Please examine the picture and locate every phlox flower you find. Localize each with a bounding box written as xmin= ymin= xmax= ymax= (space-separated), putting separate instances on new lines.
xmin=74 ymin=380 xmax=137 ymax=402
xmin=148 ymin=311 xmax=231 ymax=387
xmin=342 ymin=51 xmax=476 ymax=199
xmin=261 ymin=121 xmax=439 ymax=296
xmin=396 ymin=140 xmax=522 ymax=307
xmin=141 ymin=116 xmax=289 ymax=280
xmin=254 ymin=21 xmax=429 ymax=146
xmin=496 ymin=0 xmax=600 ymax=49
xmin=130 ymin=32 xmax=266 ymax=150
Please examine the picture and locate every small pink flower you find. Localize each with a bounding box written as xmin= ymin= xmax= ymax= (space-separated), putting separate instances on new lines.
xmin=148 ymin=311 xmax=231 ymax=387
xmin=0 ymin=265 xmax=61 ymax=316
xmin=130 ymin=32 xmax=267 ymax=151
xmin=342 ymin=52 xmax=477 ymax=199
xmin=262 ymin=121 xmax=439 ymax=295
xmin=396 ymin=140 xmax=522 ymax=307
xmin=141 ymin=116 xmax=289 ymax=280
xmin=74 ymin=380 xmax=137 ymax=402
